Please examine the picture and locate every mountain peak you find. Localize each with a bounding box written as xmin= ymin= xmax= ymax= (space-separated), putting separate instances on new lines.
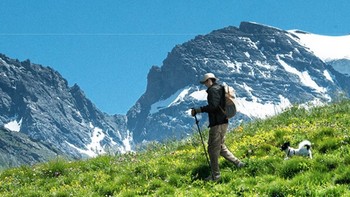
xmin=239 ymin=21 xmax=285 ymax=34
xmin=0 ymin=56 xmax=129 ymax=168
xmin=127 ymin=22 xmax=350 ymax=143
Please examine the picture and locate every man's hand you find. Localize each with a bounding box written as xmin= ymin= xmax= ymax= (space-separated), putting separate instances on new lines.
xmin=191 ymin=108 xmax=201 ymax=116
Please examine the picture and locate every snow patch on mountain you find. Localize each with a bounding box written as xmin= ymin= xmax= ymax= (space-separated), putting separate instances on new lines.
xmin=239 ymin=36 xmax=258 ymax=50
xmin=189 ymin=88 xmax=207 ymax=101
xmin=150 ymin=87 xmax=191 ymax=114
xmin=255 ymin=60 xmax=277 ymax=71
xmin=86 ymin=122 xmax=106 ymax=156
xmin=66 ymin=142 xmax=94 ymax=158
xmin=120 ymin=130 xmax=133 ymax=153
xmin=236 ymin=95 xmax=291 ymax=119
xmin=222 ymin=60 xmax=244 ymax=72
xmin=277 ymin=55 xmax=326 ymax=93
xmin=323 ymin=70 xmax=334 ymax=82
xmin=67 ymin=122 xmax=109 ymax=157
xmin=4 ymin=118 xmax=22 ymax=132
xmin=289 ymin=31 xmax=350 ymax=62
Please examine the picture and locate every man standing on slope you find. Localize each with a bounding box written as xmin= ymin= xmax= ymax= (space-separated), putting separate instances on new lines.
xmin=191 ymin=73 xmax=245 ymax=181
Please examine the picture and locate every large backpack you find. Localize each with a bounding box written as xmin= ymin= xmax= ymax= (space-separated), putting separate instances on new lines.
xmin=219 ymin=84 xmax=237 ymax=119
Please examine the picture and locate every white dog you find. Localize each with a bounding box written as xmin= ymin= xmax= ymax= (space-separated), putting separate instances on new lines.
xmin=281 ymin=140 xmax=312 ymax=159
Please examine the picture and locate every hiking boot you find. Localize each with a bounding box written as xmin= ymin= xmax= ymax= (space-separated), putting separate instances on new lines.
xmin=237 ymin=161 xmax=245 ymax=168
xmin=204 ymin=175 xmax=221 ymax=182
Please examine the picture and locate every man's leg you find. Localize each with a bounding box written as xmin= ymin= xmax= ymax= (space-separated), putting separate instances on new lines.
xmin=219 ymin=124 xmax=242 ymax=166
xmin=207 ymin=125 xmax=221 ymax=179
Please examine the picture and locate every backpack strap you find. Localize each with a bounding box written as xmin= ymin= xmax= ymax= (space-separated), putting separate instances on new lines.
xmin=219 ymin=85 xmax=226 ymax=115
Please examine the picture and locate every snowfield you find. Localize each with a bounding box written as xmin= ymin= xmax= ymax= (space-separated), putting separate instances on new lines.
xmin=289 ymin=30 xmax=350 ymax=62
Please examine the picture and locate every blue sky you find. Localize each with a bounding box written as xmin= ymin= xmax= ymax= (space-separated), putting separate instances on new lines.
xmin=1 ymin=0 xmax=349 ymax=114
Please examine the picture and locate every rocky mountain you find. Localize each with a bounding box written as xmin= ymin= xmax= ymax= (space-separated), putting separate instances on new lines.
xmin=127 ymin=22 xmax=350 ymax=143
xmin=0 ymin=54 xmax=131 ymax=168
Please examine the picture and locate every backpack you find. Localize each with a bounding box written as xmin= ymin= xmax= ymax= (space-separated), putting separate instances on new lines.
xmin=219 ymin=84 xmax=237 ymax=119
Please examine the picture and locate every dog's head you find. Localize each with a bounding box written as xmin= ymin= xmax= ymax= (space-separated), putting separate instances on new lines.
xmin=280 ymin=142 xmax=290 ymax=151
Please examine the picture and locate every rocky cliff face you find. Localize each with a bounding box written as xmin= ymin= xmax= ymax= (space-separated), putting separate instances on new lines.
xmin=0 ymin=54 xmax=130 ymax=168
xmin=127 ymin=22 xmax=350 ymax=143
xmin=0 ymin=127 xmax=59 ymax=168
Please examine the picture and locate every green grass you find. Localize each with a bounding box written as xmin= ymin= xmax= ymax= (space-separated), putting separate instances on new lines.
xmin=1 ymin=100 xmax=350 ymax=196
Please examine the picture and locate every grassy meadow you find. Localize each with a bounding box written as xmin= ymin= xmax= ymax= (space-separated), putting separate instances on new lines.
xmin=0 ymin=100 xmax=350 ymax=196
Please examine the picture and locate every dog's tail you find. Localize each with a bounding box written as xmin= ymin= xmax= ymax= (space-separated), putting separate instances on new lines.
xmin=298 ymin=140 xmax=311 ymax=150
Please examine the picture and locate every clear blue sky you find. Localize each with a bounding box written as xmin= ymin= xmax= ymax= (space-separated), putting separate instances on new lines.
xmin=1 ymin=0 xmax=349 ymax=114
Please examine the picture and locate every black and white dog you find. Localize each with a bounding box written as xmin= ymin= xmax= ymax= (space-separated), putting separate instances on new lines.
xmin=281 ymin=140 xmax=312 ymax=159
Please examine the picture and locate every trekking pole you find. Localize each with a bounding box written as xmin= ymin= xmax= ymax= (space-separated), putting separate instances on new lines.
xmin=194 ymin=114 xmax=214 ymax=179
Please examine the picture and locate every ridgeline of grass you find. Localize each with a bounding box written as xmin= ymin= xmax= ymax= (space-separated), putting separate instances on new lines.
xmin=1 ymin=100 xmax=350 ymax=196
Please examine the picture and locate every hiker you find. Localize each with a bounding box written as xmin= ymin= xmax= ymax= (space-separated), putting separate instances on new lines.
xmin=191 ymin=73 xmax=244 ymax=181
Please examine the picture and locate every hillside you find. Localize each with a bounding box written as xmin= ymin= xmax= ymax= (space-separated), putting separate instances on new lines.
xmin=1 ymin=100 xmax=350 ymax=196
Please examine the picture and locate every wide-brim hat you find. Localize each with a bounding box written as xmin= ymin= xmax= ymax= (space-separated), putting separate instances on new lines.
xmin=200 ymin=73 xmax=218 ymax=84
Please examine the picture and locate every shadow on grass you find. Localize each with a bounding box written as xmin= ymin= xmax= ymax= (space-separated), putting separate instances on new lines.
xmin=191 ymin=164 xmax=211 ymax=181
xmin=191 ymin=160 xmax=245 ymax=182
